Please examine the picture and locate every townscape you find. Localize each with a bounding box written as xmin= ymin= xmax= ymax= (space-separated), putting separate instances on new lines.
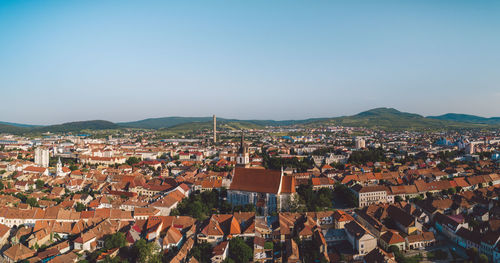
xmin=0 ymin=113 xmax=499 ymax=263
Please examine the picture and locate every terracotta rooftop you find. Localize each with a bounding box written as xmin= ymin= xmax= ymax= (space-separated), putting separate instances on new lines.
xmin=230 ymin=168 xmax=283 ymax=194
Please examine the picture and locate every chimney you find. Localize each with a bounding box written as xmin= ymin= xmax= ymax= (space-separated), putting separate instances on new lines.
xmin=213 ymin=115 xmax=217 ymax=143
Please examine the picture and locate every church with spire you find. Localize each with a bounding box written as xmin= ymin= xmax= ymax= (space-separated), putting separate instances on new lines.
xmin=54 ymin=157 xmax=70 ymax=177
xmin=56 ymin=158 xmax=63 ymax=177
xmin=236 ymin=130 xmax=250 ymax=168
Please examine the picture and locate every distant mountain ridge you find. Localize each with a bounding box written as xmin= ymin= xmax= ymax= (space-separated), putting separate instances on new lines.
xmin=311 ymin=107 xmax=493 ymax=130
xmin=0 ymin=108 xmax=498 ymax=134
xmin=428 ymin=113 xmax=500 ymax=125
xmin=118 ymin=116 xmax=328 ymax=129
xmin=0 ymin=120 xmax=118 ymax=134
xmin=0 ymin=121 xmax=40 ymax=128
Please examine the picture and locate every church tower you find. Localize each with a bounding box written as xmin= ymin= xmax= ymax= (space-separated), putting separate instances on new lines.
xmin=236 ymin=130 xmax=250 ymax=167
xmin=56 ymin=157 xmax=63 ymax=177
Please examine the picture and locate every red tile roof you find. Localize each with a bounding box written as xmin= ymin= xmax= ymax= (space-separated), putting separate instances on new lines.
xmin=230 ymin=168 xmax=282 ymax=194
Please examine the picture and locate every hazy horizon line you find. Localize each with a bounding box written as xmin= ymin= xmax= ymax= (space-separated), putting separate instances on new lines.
xmin=2 ymin=108 xmax=499 ymax=126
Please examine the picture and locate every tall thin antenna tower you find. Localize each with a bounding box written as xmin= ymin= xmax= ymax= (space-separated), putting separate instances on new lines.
xmin=213 ymin=114 xmax=217 ymax=143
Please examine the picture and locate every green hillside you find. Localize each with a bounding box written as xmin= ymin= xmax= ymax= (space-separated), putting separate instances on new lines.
xmin=0 ymin=120 xmax=120 ymax=134
xmin=0 ymin=124 xmax=29 ymax=134
xmin=119 ymin=117 xmax=213 ymax=129
xmin=34 ymin=120 xmax=120 ymax=133
xmin=119 ymin=116 xmax=326 ymax=129
xmin=428 ymin=113 xmax=500 ymax=125
xmin=1 ymin=108 xmax=498 ymax=135
xmin=308 ymin=108 xmax=494 ymax=130
xmin=0 ymin=121 xmax=41 ymax=128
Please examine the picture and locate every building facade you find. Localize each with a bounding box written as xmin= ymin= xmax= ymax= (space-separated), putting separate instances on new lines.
xmin=228 ymin=168 xmax=296 ymax=214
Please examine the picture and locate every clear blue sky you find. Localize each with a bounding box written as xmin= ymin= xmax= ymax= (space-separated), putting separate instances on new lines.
xmin=1 ymin=0 xmax=499 ymax=125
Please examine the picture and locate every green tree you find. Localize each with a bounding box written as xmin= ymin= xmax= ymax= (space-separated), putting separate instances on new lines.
xmin=26 ymin=197 xmax=38 ymax=207
xmin=173 ymin=189 xmax=221 ymax=220
xmin=189 ymin=241 xmax=213 ymax=263
xmin=0 ymin=181 xmax=4 ymax=190
xmin=35 ymin=180 xmax=45 ymax=189
xmin=126 ymin=157 xmax=141 ymax=166
xmin=75 ymin=202 xmax=86 ymax=212
xmin=478 ymin=254 xmax=488 ymax=263
xmin=228 ymin=237 xmax=252 ymax=263
xmin=333 ymin=183 xmax=358 ymax=208
xmin=104 ymin=232 xmax=126 ymax=250
xmin=264 ymin=242 xmax=273 ymax=250
xmin=348 ymin=148 xmax=387 ymax=164
xmin=132 ymin=239 xmax=161 ymax=263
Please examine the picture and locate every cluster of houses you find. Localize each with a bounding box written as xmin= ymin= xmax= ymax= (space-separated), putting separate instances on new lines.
xmin=0 ymin=128 xmax=498 ymax=262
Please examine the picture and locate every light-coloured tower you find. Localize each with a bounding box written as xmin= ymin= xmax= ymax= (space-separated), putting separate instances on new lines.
xmin=34 ymin=147 xmax=50 ymax=167
xmin=213 ymin=114 xmax=217 ymax=143
xmin=56 ymin=157 xmax=63 ymax=177
xmin=354 ymin=137 xmax=366 ymax=149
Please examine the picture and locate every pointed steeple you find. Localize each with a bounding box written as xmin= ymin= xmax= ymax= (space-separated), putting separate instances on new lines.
xmin=239 ymin=130 xmax=247 ymax=154
xmin=56 ymin=157 xmax=63 ymax=177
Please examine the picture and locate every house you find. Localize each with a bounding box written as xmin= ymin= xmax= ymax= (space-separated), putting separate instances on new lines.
xmin=306 ymin=211 xmax=336 ymax=228
xmin=72 ymin=194 xmax=93 ymax=205
xmin=198 ymin=217 xmax=224 ymax=245
xmin=387 ymin=205 xmax=419 ymax=235
xmin=285 ymin=239 xmax=301 ymax=263
xmin=455 ymin=227 xmax=481 ymax=250
xmin=211 ymin=241 xmax=229 ymax=263
xmin=162 ymin=226 xmax=183 ymax=250
xmin=352 ymin=185 xmax=393 ymax=208
xmin=311 ymin=177 xmax=335 ymax=190
xmin=313 ymin=229 xmax=329 ymax=260
xmin=472 ymin=206 xmax=489 ymax=222
xmin=74 ymin=232 xmax=97 ymax=251
xmin=2 ymin=243 xmax=35 ymax=263
xmin=379 ymin=231 xmax=406 ymax=251
xmin=149 ymin=189 xmax=185 ymax=215
xmin=333 ymin=210 xmax=354 ymax=229
xmin=405 ymin=232 xmax=435 ymax=250
xmin=134 ymin=207 xmax=160 ymax=220
xmin=253 ymin=236 xmax=272 ymax=262
xmin=47 ymin=251 xmax=79 ymax=263
xmin=344 ymin=221 xmax=377 ymax=259
xmin=27 ymin=228 xmax=51 ymax=248
xmin=197 ymin=213 xmax=255 ymax=245
xmin=23 ymin=166 xmax=49 ymax=176
xmin=355 ymin=210 xmax=388 ymax=238
xmin=0 ymin=223 xmax=11 ymax=247
xmin=14 ymin=181 xmax=30 ymax=191
xmin=433 ymin=212 xmax=468 ymax=241
xmin=363 ymin=248 xmax=396 ymax=263
xmin=389 ymin=185 xmax=419 ymax=200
